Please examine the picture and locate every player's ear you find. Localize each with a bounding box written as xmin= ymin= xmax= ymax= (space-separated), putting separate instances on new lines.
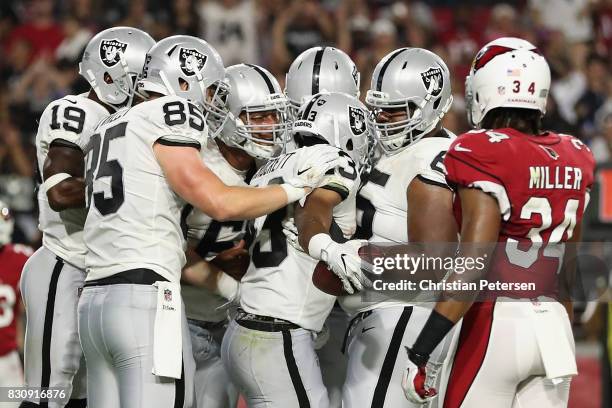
xmin=179 ymin=78 xmax=189 ymax=91
xmin=104 ymin=72 xmax=113 ymax=84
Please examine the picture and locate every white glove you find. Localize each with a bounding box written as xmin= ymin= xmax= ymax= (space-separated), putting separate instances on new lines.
xmin=282 ymin=217 xmax=303 ymax=251
xmin=401 ymin=348 xmax=440 ymax=405
xmin=285 ymin=147 xmax=350 ymax=190
xmin=308 ymin=234 xmax=370 ymax=294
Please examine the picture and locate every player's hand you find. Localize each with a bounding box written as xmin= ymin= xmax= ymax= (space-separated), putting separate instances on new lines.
xmin=281 ymin=217 xmax=303 ymax=251
xmin=322 ymin=239 xmax=371 ymax=294
xmin=210 ymin=240 xmax=250 ymax=281
xmin=401 ymin=347 xmax=438 ymax=404
xmin=286 ymin=147 xmax=350 ymax=189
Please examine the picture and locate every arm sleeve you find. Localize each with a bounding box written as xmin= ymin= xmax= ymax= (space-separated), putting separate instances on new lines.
xmin=147 ymin=97 xmax=206 ymax=149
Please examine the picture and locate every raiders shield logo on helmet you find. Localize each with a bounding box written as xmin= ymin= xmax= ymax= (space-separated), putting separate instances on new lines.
xmin=420 ymin=67 xmax=443 ymax=97
xmin=99 ymin=39 xmax=128 ymax=67
xmin=179 ymin=48 xmax=207 ymax=77
xmin=348 ymin=106 xmax=366 ymax=135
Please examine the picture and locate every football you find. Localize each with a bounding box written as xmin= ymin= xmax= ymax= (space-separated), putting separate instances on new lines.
xmin=312 ymin=260 xmax=346 ymax=296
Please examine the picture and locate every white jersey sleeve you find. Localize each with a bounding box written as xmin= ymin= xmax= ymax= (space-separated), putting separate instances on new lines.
xmin=413 ymin=129 xmax=456 ymax=188
xmin=84 ymin=96 xmax=207 ymax=283
xmin=36 ymin=94 xmax=109 ymax=269
xmin=143 ymin=96 xmax=206 ymax=148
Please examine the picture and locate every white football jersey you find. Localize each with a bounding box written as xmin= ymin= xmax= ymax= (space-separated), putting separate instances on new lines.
xmin=240 ymin=145 xmax=359 ymax=332
xmin=340 ymin=130 xmax=455 ymax=316
xmin=84 ymin=95 xmax=206 ymax=282
xmin=182 ymin=139 xmax=250 ymax=322
xmin=36 ymin=94 xmax=109 ymax=269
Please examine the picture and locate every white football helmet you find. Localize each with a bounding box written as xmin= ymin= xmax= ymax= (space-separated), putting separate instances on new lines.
xmin=138 ymin=35 xmax=230 ymax=137
xmin=79 ymin=26 xmax=155 ymax=109
xmin=220 ymin=64 xmax=290 ymax=159
xmin=0 ymin=200 xmax=14 ymax=246
xmin=285 ymin=47 xmax=360 ymax=120
xmin=366 ymin=48 xmax=453 ymax=154
xmin=465 ymin=37 xmax=548 ymax=128
xmin=292 ymin=92 xmax=369 ymax=170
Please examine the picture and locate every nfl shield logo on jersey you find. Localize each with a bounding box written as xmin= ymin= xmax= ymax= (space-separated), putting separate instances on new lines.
xmin=349 ymin=106 xmax=366 ymax=135
xmin=420 ymin=67 xmax=443 ymax=97
xmin=99 ymin=39 xmax=128 ymax=67
xmin=164 ymin=289 xmax=172 ymax=302
xmin=179 ymin=48 xmax=207 ymax=77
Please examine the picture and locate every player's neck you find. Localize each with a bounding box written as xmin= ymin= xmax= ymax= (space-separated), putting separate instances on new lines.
xmin=215 ymin=138 xmax=254 ymax=172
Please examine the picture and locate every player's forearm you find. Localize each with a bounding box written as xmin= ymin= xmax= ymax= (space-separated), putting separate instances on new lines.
xmin=197 ymin=184 xmax=294 ymax=221
xmin=182 ymin=260 xmax=239 ymax=300
xmin=47 ymin=179 xmax=86 ymax=211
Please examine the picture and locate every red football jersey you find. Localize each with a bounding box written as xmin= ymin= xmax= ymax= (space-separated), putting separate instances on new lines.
xmin=445 ymin=128 xmax=595 ymax=298
xmin=0 ymin=243 xmax=32 ymax=355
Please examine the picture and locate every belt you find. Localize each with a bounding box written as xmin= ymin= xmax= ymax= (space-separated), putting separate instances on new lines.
xmin=187 ymin=318 xmax=226 ymax=331
xmin=84 ymin=269 xmax=168 ymax=287
xmin=341 ymin=310 xmax=373 ymax=353
xmin=234 ymin=309 xmax=300 ymax=332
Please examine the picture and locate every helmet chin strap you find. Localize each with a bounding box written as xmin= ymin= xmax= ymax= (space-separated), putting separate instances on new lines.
xmin=159 ymin=70 xmax=176 ymax=96
xmin=84 ymin=68 xmax=120 ymax=112
xmin=195 ymin=71 xmax=207 ymax=106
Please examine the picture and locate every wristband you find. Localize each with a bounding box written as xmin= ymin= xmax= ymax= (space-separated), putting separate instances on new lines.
xmin=280 ymin=184 xmax=306 ymax=204
xmin=42 ymin=173 xmax=71 ymax=191
xmin=308 ymin=233 xmax=334 ymax=261
xmin=411 ymin=310 xmax=455 ymax=360
xmin=216 ymin=272 xmax=239 ymax=301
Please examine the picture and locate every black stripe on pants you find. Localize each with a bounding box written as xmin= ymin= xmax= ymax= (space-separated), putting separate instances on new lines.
xmin=174 ymin=359 xmax=185 ymax=408
xmin=371 ymin=306 xmax=413 ymax=408
xmin=282 ymin=330 xmax=310 ymax=408
xmin=40 ymin=257 xmax=64 ymax=408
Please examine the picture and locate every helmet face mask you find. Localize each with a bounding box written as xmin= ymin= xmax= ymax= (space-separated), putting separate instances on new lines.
xmin=0 ymin=201 xmax=14 ymax=246
xmin=219 ymin=64 xmax=290 ymax=159
xmin=366 ymin=48 xmax=453 ymax=155
xmin=204 ymin=82 xmax=231 ymax=138
xmin=366 ymin=94 xmax=431 ymax=153
xmin=79 ymin=27 xmax=156 ymax=109
xmin=231 ymin=102 xmax=289 ymax=159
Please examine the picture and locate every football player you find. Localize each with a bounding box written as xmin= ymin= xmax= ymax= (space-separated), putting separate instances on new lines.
xmin=285 ymin=45 xmax=362 ymax=407
xmin=20 ymin=27 xmax=154 ymax=408
xmin=221 ymin=92 xmax=369 ymax=408
xmin=339 ymin=48 xmax=459 ymax=408
xmin=180 ymin=63 xmax=290 ymax=408
xmin=0 ymin=201 xmax=32 ymax=408
xmin=78 ymin=36 xmax=342 ymax=408
xmin=402 ymin=43 xmax=595 ymax=407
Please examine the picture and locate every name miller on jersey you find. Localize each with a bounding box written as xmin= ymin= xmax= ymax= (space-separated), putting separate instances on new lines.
xmin=528 ymin=166 xmax=583 ymax=190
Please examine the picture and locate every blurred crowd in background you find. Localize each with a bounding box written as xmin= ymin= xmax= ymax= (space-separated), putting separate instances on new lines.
xmin=0 ymin=0 xmax=611 ymax=406
xmin=0 ymin=0 xmax=611 ymax=246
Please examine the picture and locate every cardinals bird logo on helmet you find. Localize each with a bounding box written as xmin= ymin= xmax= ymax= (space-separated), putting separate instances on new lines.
xmin=99 ymin=39 xmax=128 ymax=67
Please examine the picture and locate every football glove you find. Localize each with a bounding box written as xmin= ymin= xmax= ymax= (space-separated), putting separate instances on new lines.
xmin=401 ymin=347 xmax=439 ymax=404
